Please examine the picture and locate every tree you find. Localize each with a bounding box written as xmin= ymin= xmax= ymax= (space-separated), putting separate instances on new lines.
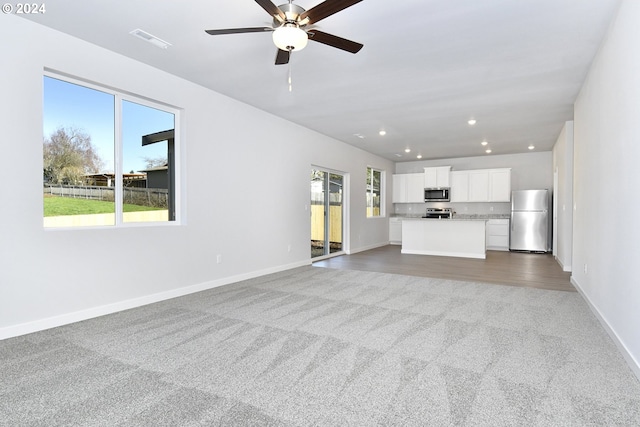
xmin=43 ymin=127 xmax=104 ymax=184
xmin=142 ymin=156 xmax=168 ymax=169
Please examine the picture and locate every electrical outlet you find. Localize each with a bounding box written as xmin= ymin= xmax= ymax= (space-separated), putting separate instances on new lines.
xmin=287 ymin=244 xmax=291 ymax=252
xmin=583 ymin=263 xmax=588 ymax=274
xmin=217 ymin=254 xmax=222 ymax=264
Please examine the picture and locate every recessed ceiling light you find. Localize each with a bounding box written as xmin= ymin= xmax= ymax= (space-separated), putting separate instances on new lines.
xmin=394 ymin=153 xmax=402 ymax=158
xmin=353 ymin=133 xmax=365 ymax=139
xmin=416 ymin=154 xmax=423 ymax=159
xmin=130 ymin=29 xmax=171 ymax=49
xmin=528 ymin=145 xmax=535 ymax=150
xmin=379 ymin=130 xmax=386 ymax=136
xmin=404 ymin=148 xmax=411 ymax=153
xmin=468 ymin=119 xmax=477 ymax=125
xmin=485 ymin=149 xmax=492 ymax=154
xmin=481 ymin=140 xmax=488 ymax=146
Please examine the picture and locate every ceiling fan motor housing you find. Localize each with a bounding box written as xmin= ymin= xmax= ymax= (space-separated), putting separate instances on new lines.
xmin=274 ymin=3 xmax=308 ymax=27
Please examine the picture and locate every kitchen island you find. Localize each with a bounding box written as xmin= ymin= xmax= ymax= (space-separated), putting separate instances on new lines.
xmin=401 ymin=218 xmax=487 ymax=259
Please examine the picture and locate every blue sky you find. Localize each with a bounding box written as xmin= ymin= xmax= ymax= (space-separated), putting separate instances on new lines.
xmin=43 ymin=76 xmax=173 ymax=173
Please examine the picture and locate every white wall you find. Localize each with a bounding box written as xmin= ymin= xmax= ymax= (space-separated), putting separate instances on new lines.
xmin=552 ymin=122 xmax=574 ymax=272
xmin=0 ymin=16 xmax=394 ymax=337
xmin=572 ymin=0 xmax=640 ymax=377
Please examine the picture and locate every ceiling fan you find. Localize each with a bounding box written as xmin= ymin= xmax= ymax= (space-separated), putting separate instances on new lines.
xmin=205 ymin=0 xmax=364 ymax=65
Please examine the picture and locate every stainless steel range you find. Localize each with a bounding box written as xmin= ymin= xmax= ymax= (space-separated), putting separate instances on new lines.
xmin=422 ymin=208 xmax=453 ymax=219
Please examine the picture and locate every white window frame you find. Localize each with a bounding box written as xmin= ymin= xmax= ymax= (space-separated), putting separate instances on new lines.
xmin=366 ymin=166 xmax=385 ymax=218
xmin=43 ymin=71 xmax=182 ymax=228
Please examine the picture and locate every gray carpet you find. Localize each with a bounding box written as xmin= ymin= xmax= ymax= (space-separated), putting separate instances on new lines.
xmin=2 ymin=266 xmax=639 ymax=426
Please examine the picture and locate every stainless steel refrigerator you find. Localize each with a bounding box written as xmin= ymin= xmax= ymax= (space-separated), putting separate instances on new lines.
xmin=510 ymin=189 xmax=551 ymax=252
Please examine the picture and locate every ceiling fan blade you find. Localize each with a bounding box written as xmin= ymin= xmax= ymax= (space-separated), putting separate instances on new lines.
xmin=275 ymin=49 xmax=290 ymax=65
xmin=299 ymin=0 xmax=363 ymax=25
xmin=205 ymin=27 xmax=274 ymax=36
xmin=255 ymin=0 xmax=286 ymax=22
xmin=308 ymin=30 xmax=363 ymax=53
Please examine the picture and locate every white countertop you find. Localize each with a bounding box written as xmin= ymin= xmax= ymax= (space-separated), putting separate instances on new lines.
xmin=391 ymin=214 xmax=509 ymax=220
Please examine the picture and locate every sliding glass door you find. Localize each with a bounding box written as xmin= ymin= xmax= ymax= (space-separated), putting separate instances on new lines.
xmin=311 ymin=169 xmax=344 ymax=258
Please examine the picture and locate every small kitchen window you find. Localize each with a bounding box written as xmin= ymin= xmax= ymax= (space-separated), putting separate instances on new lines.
xmin=366 ymin=166 xmax=384 ymax=218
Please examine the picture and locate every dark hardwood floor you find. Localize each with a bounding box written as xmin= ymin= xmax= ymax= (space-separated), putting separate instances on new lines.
xmin=313 ymin=245 xmax=574 ymax=292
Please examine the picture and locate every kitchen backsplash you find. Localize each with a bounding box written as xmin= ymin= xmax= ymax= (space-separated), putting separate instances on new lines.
xmin=394 ymin=202 xmax=511 ymax=217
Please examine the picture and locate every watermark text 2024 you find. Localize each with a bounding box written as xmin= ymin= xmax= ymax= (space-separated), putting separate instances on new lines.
xmin=2 ymin=3 xmax=46 ymax=14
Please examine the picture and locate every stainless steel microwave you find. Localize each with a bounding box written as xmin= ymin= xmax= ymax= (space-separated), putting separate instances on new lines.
xmin=424 ymin=188 xmax=450 ymax=202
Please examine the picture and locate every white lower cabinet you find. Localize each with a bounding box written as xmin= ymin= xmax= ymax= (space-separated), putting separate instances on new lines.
xmin=486 ymin=219 xmax=510 ymax=251
xmin=389 ymin=218 xmax=402 ymax=244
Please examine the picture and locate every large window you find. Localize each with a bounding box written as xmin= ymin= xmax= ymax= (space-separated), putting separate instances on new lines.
xmin=366 ymin=167 xmax=383 ymax=217
xmin=43 ymin=74 xmax=179 ymax=228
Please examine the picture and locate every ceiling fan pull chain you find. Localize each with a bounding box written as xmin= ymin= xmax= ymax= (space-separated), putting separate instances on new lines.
xmin=288 ymin=56 xmax=293 ymax=92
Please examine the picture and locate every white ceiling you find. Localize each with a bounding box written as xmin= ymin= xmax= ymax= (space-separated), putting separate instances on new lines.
xmin=21 ymin=0 xmax=621 ymax=161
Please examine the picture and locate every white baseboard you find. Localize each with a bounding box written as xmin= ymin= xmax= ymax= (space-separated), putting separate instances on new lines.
xmin=555 ymin=255 xmax=572 ymax=272
xmin=0 ymin=260 xmax=310 ymax=341
xmin=346 ymin=241 xmax=389 ymax=255
xmin=571 ymin=277 xmax=640 ymax=382
xmin=402 ymin=249 xmax=486 ymax=259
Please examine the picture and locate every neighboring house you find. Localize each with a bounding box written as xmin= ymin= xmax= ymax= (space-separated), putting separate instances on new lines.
xmin=84 ymin=173 xmax=147 ymax=188
xmin=138 ymin=164 xmax=168 ymax=190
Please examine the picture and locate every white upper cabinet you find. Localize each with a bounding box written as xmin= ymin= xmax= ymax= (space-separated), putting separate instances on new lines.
xmin=468 ymin=170 xmax=490 ymax=202
xmin=395 ymin=167 xmax=510 ymax=203
xmin=449 ymin=168 xmax=511 ymax=203
xmin=406 ymin=173 xmax=426 ymax=203
xmin=392 ymin=173 xmax=425 ymax=203
xmin=450 ymin=171 xmax=469 ymax=202
xmin=392 ymin=174 xmax=407 ymax=203
xmin=489 ymin=169 xmax=512 ymax=202
xmin=424 ymin=166 xmax=451 ymax=188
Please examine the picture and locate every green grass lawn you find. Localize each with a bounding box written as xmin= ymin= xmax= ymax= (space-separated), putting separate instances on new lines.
xmin=44 ymin=196 xmax=163 ymax=217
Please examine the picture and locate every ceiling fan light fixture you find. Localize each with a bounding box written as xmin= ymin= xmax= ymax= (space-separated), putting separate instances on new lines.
xmin=272 ymin=24 xmax=308 ymax=51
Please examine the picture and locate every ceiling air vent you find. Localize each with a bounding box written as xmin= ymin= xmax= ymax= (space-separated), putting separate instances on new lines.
xmin=129 ymin=29 xmax=171 ymax=49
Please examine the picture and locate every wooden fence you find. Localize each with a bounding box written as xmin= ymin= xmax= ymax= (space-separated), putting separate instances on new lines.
xmin=310 ymin=203 xmax=342 ymax=243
